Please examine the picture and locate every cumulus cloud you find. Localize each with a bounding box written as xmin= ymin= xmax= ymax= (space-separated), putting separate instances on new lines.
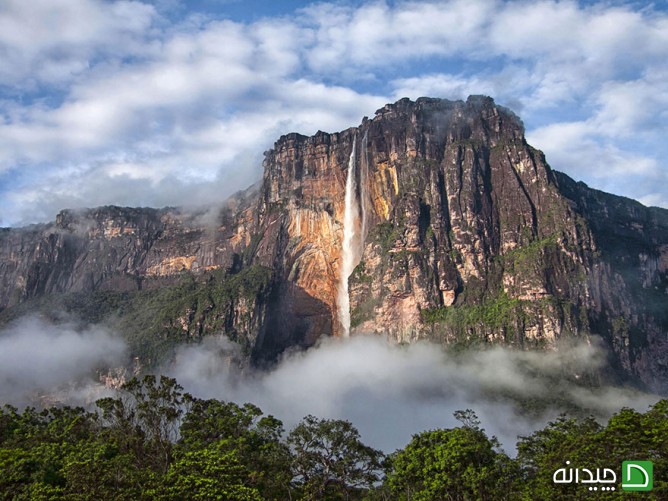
xmin=0 ymin=0 xmax=157 ymax=89
xmin=528 ymin=121 xmax=666 ymax=204
xmin=299 ymin=0 xmax=495 ymax=74
xmin=0 ymin=316 xmax=127 ymax=407
xmin=1 ymin=0 xmax=667 ymax=225
xmin=166 ymin=335 xmax=660 ymax=453
xmin=593 ymin=69 xmax=668 ymax=139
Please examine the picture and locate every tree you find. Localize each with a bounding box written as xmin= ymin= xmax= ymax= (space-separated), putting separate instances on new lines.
xmin=386 ymin=411 xmax=518 ymax=500
xmin=95 ymin=375 xmax=192 ymax=475
xmin=178 ymin=399 xmax=292 ymax=499
xmin=453 ymin=409 xmax=481 ymax=430
xmin=516 ymin=400 xmax=668 ymax=500
xmin=61 ymin=440 xmax=142 ymax=500
xmin=0 ymin=405 xmax=103 ymax=499
xmin=287 ymin=415 xmax=384 ymax=500
xmin=516 ymin=414 xmax=603 ymax=500
xmin=163 ymin=442 xmax=262 ymax=500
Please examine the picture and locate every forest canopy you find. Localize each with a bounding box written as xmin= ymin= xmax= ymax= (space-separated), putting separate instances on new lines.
xmin=0 ymin=375 xmax=665 ymax=500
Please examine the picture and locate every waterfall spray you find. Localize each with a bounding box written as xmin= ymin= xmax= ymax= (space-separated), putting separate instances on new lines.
xmin=338 ymin=136 xmax=360 ymax=337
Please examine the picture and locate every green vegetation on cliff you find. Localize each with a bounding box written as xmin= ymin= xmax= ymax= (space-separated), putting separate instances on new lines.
xmin=0 ymin=265 xmax=273 ymax=366
xmin=421 ymin=291 xmax=524 ymax=330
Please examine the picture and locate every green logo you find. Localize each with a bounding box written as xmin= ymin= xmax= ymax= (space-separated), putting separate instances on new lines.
xmin=622 ymin=461 xmax=653 ymax=491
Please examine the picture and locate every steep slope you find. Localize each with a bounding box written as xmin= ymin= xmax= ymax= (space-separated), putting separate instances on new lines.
xmin=1 ymin=96 xmax=667 ymax=391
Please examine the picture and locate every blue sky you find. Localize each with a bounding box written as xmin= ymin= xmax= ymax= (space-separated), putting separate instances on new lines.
xmin=0 ymin=0 xmax=667 ymax=226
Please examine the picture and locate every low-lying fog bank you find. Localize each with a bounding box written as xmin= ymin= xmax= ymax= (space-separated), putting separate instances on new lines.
xmin=0 ymin=317 xmax=661 ymax=453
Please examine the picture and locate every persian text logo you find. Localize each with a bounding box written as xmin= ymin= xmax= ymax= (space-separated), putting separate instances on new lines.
xmin=552 ymin=461 xmax=617 ymax=492
xmin=552 ymin=460 xmax=654 ymax=492
xmin=622 ymin=461 xmax=653 ymax=492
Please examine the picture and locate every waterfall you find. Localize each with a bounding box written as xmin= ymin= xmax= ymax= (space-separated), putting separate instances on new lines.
xmin=361 ymin=131 xmax=369 ymax=243
xmin=338 ymin=136 xmax=361 ymax=337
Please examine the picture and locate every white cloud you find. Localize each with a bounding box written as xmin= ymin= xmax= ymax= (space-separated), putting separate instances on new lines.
xmin=0 ymin=0 xmax=667 ymax=224
xmin=0 ymin=8 xmax=385 ymax=224
xmin=528 ymin=121 xmax=664 ymax=197
xmin=638 ymin=193 xmax=668 ymax=208
xmin=390 ymin=68 xmax=533 ymax=111
xmin=391 ymin=74 xmax=495 ymax=101
xmin=0 ymin=321 xmax=660 ymax=452
xmin=0 ymin=316 xmax=127 ymax=407
xmin=592 ymin=69 xmax=668 ymax=139
xmin=0 ymin=0 xmax=157 ymax=88
xmin=300 ymin=0 xmax=496 ymax=73
xmin=167 ymin=335 xmax=660 ymax=453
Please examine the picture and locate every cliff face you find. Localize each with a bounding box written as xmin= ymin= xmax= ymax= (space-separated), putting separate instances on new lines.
xmin=250 ymin=95 xmax=668 ymax=389
xmin=257 ymin=97 xmax=593 ymax=338
xmin=0 ymin=182 xmax=267 ymax=304
xmin=1 ymin=96 xmax=667 ymax=391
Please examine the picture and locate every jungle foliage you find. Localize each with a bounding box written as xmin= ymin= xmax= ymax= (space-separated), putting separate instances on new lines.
xmin=0 ymin=376 xmax=666 ymax=500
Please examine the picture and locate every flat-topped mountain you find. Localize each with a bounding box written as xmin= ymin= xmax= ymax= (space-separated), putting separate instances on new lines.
xmin=1 ymin=96 xmax=667 ymax=391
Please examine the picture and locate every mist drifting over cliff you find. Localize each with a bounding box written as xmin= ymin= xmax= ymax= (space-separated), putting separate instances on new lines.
xmin=0 ymin=312 xmax=661 ymax=453
xmin=0 ymin=316 xmax=126 ymax=407
xmin=165 ymin=334 xmax=660 ymax=452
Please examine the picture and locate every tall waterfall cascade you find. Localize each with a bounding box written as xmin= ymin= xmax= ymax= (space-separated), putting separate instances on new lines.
xmin=360 ymin=131 xmax=369 ymax=244
xmin=337 ymin=135 xmax=367 ymax=337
